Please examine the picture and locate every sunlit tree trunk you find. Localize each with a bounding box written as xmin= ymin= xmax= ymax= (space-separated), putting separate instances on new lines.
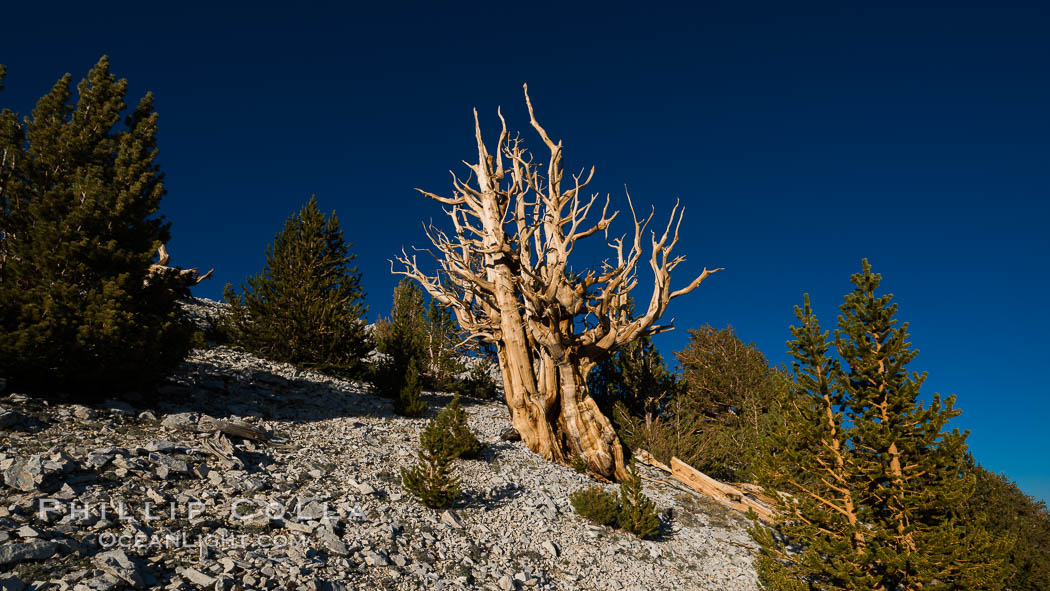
xmin=396 ymin=86 xmax=719 ymax=479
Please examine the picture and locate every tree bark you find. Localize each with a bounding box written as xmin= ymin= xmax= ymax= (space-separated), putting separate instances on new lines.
xmin=395 ymin=86 xmax=719 ymax=479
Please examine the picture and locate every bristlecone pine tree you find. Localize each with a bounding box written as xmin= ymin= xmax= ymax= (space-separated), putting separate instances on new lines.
xmin=0 ymin=58 xmax=195 ymax=396
xmin=672 ymin=325 xmax=790 ymax=482
xmin=397 ymin=87 xmax=720 ymax=479
xmin=373 ymin=278 xmax=428 ymax=416
xmin=421 ymin=394 xmax=484 ymax=459
xmin=752 ymin=260 xmax=1002 ymax=591
xmin=223 ymin=196 xmax=369 ymax=375
xmin=425 ymin=299 xmax=464 ymax=389
xmin=402 ymin=403 xmax=463 ymax=509
xmin=617 ymin=460 xmax=661 ymax=539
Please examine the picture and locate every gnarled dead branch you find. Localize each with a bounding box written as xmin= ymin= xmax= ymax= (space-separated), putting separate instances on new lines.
xmin=395 ymin=86 xmax=720 ymax=479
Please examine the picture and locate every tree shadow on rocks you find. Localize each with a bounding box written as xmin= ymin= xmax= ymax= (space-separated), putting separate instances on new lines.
xmin=456 ymin=481 xmax=524 ymax=510
xmin=651 ymin=509 xmax=678 ymax=542
xmin=135 ymin=350 xmax=394 ymax=424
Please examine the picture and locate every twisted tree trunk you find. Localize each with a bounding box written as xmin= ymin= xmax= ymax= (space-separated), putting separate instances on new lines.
xmin=397 ymin=86 xmax=719 ymax=479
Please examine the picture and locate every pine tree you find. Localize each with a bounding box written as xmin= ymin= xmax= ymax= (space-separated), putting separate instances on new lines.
xmin=394 ymin=357 xmax=427 ymax=417
xmin=617 ymin=460 xmax=661 ymax=539
xmin=425 ymin=299 xmax=463 ymax=389
xmin=372 ymin=278 xmax=429 ymax=413
xmin=590 ymin=332 xmax=676 ymax=418
xmin=674 ymin=325 xmax=790 ymax=481
xmin=570 ymin=486 xmax=620 ymax=527
xmin=958 ymin=458 xmax=1047 ymax=590
xmin=223 ymin=196 xmax=370 ymax=375
xmin=751 ymin=294 xmax=872 ymax=590
xmin=457 ymin=362 xmax=497 ymax=400
xmin=752 ymin=261 xmax=1003 ymax=591
xmin=421 ymin=394 xmax=483 ymax=459
xmin=375 ymin=278 xmax=428 ymax=363
xmin=0 ymin=57 xmax=195 ymax=396
xmin=402 ymin=404 xmax=462 ymax=509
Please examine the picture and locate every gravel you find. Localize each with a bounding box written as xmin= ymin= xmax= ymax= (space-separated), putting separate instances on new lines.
xmin=0 ymin=299 xmax=760 ymax=590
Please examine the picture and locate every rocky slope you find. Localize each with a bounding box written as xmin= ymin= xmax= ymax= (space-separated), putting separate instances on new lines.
xmin=0 ymin=305 xmax=760 ymax=591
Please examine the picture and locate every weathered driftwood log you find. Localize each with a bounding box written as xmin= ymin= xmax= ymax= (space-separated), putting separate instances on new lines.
xmin=198 ymin=417 xmax=270 ymax=442
xmin=201 ymin=434 xmax=244 ymax=470
xmin=147 ymin=244 xmax=213 ymax=288
xmin=635 ymin=449 xmax=671 ymax=473
xmin=635 ymin=450 xmax=775 ymax=523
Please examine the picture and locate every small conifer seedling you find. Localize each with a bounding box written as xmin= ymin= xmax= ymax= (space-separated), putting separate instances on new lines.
xmin=617 ymin=460 xmax=661 ymax=539
xmin=402 ymin=405 xmax=462 ymax=509
xmin=570 ymin=486 xmax=620 ymax=527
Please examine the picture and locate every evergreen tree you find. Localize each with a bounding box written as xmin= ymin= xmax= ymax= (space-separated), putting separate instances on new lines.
xmin=425 ymin=299 xmax=463 ymax=389
xmin=456 ymin=360 xmax=500 ymax=400
xmin=960 ymin=459 xmax=1050 ymax=590
xmin=752 ymin=261 xmax=1002 ymax=591
xmin=590 ymin=331 xmax=677 ymax=419
xmin=394 ymin=357 xmax=427 ymax=417
xmin=617 ymin=460 xmax=661 ymax=539
xmin=375 ymin=277 xmax=428 ymax=363
xmin=223 ymin=196 xmax=369 ymax=374
xmin=751 ymin=294 xmax=871 ymax=590
xmin=570 ymin=486 xmax=620 ymax=527
xmin=402 ymin=404 xmax=462 ymax=509
xmin=569 ymin=460 xmax=661 ymax=539
xmin=674 ymin=325 xmax=790 ymax=482
xmin=372 ymin=278 xmax=429 ymax=414
xmin=0 ymin=58 xmax=194 ymax=396
xmin=421 ymin=394 xmax=483 ymax=459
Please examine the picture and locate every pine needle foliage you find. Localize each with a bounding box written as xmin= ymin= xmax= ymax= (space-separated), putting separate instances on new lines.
xmin=959 ymin=459 xmax=1050 ymax=590
xmin=223 ymin=196 xmax=369 ymax=375
xmin=374 ymin=278 xmax=427 ymax=366
xmin=0 ymin=57 xmax=195 ymax=397
xmin=589 ymin=298 xmax=677 ymax=420
xmin=425 ymin=299 xmax=464 ymax=389
xmin=609 ymin=324 xmax=788 ymax=483
xmin=617 ymin=460 xmax=661 ymax=539
xmin=373 ymin=278 xmax=428 ymax=415
xmin=570 ymin=460 xmax=661 ymax=539
xmin=402 ymin=402 xmax=463 ymax=509
xmin=570 ymin=486 xmax=620 ymax=527
xmin=420 ymin=394 xmax=484 ymax=459
xmin=751 ymin=260 xmax=1003 ymax=591
xmin=571 ymin=454 xmax=588 ymax=474
xmin=674 ymin=325 xmax=790 ymax=482
xmin=456 ymin=361 xmax=500 ymax=400
xmin=394 ymin=357 xmax=427 ymax=417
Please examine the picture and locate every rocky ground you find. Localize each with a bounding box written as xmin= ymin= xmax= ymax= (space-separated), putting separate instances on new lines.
xmin=0 ymin=302 xmax=760 ymax=591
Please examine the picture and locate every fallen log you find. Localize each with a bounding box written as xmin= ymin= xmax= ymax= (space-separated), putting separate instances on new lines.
xmin=670 ymin=458 xmax=775 ymax=523
xmin=635 ymin=449 xmax=671 ymax=473
xmin=635 ymin=449 xmax=775 ymax=524
xmin=198 ymin=417 xmax=270 ymax=442
xmin=201 ymin=434 xmax=244 ymax=470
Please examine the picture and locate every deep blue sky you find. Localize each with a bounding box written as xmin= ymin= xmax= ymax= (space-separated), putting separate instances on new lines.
xmin=3 ymin=2 xmax=1047 ymax=501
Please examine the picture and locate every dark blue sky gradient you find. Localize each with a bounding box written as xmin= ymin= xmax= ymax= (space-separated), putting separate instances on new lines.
xmin=3 ymin=2 xmax=1047 ymax=500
